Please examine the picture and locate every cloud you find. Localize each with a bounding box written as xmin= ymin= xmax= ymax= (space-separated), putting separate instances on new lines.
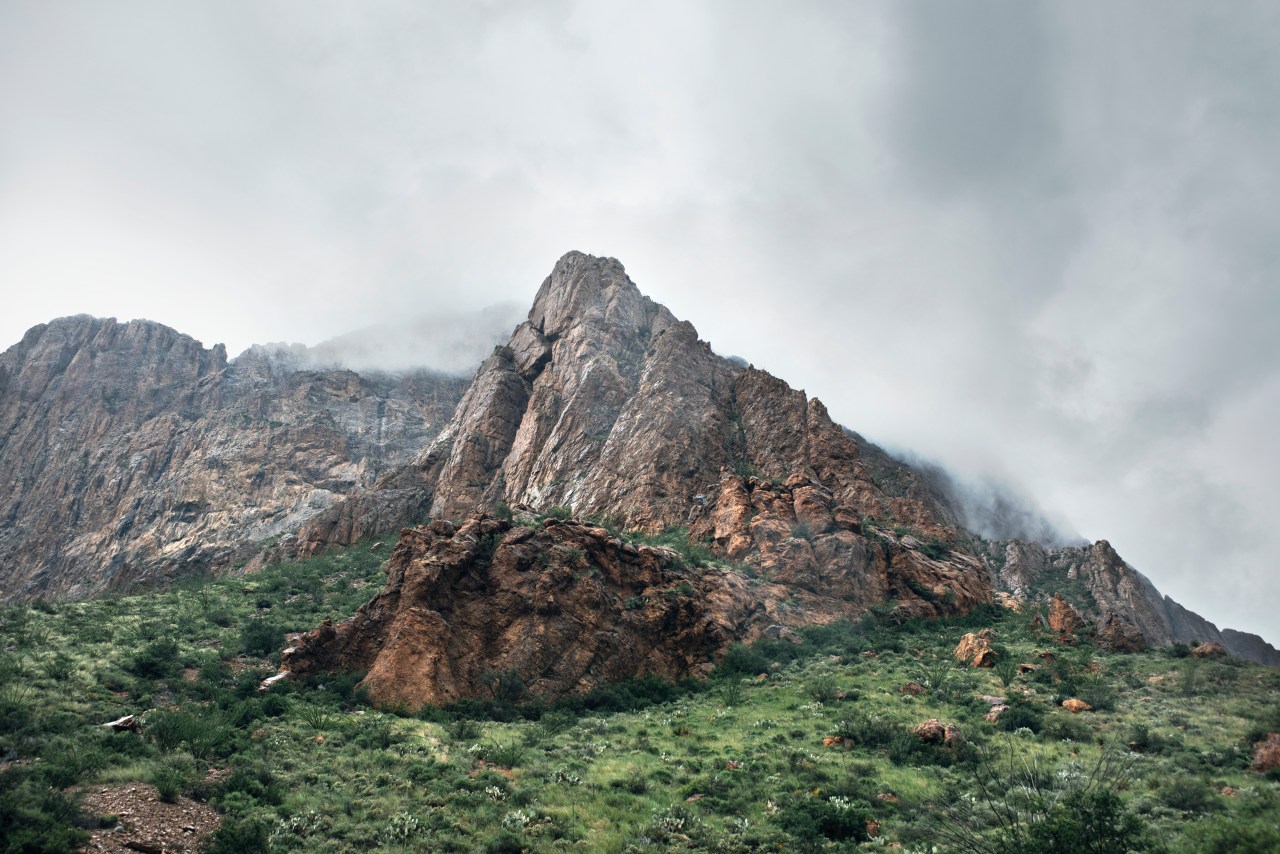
xmin=1 ymin=0 xmax=1277 ymax=643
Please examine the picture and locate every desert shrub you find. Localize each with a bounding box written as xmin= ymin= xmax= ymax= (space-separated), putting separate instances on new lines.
xmin=997 ymin=701 xmax=1044 ymax=734
xmin=482 ymin=669 xmax=528 ymax=704
xmin=1041 ymin=712 xmax=1090 ymax=743
xmin=1159 ymin=777 xmax=1215 ymax=814
xmin=37 ymin=739 xmax=111 ymax=789
xmin=238 ymin=617 xmax=280 ymax=657
xmin=145 ymin=709 xmax=232 ymax=759
xmin=834 ymin=712 xmax=898 ymax=750
xmin=774 ymin=794 xmax=870 ymax=844
xmin=806 ymin=674 xmax=839 ymax=703
xmin=717 ymin=643 xmax=769 ymax=677
xmin=1177 ymin=813 xmax=1280 ymax=853
xmin=1003 ymin=790 xmax=1158 ymax=854
xmin=149 ymin=754 xmax=195 ymax=803
xmin=994 ymin=656 xmax=1021 ymax=689
xmin=0 ymin=771 xmax=88 ymax=854
xmin=42 ymin=652 xmax=75 ymax=682
xmin=126 ymin=636 xmax=180 ymax=678
xmin=216 ymin=764 xmax=283 ymax=808
xmin=202 ymin=815 xmax=272 ymax=854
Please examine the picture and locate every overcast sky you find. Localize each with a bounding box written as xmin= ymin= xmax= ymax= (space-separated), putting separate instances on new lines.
xmin=2 ymin=1 xmax=1277 ymax=644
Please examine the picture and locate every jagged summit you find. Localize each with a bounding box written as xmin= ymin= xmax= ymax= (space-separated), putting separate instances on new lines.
xmin=1 ymin=253 xmax=1275 ymax=666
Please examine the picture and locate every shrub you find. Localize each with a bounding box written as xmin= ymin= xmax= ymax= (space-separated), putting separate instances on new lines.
xmin=997 ymin=701 xmax=1044 ymax=734
xmin=126 ymin=637 xmax=180 ymax=679
xmin=1159 ymin=777 xmax=1215 ymax=814
xmin=485 ymin=740 xmax=527 ymax=768
xmin=0 ymin=773 xmax=88 ymax=854
xmin=806 ymin=674 xmax=839 ymax=703
xmin=201 ymin=816 xmax=272 ymax=854
xmin=149 ymin=755 xmax=194 ymax=803
xmin=1004 ymin=790 xmax=1157 ymax=853
xmin=238 ymin=617 xmax=280 ymax=657
xmin=775 ymin=795 xmax=870 ymax=843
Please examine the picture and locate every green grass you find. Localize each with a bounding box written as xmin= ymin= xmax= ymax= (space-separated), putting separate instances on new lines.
xmin=1 ymin=537 xmax=1278 ymax=853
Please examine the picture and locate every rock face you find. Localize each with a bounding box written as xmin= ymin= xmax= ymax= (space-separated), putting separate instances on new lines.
xmin=1097 ymin=614 xmax=1146 ymax=653
xmin=0 ymin=318 xmax=465 ymax=599
xmin=1047 ymin=593 xmax=1085 ymax=635
xmin=301 ymin=252 xmax=991 ymax=621
xmin=283 ymin=513 xmax=854 ymax=709
xmin=991 ymin=539 xmax=1280 ymax=667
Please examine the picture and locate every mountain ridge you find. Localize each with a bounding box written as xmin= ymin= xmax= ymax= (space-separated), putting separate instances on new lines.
xmin=0 ymin=252 xmax=1274 ymax=666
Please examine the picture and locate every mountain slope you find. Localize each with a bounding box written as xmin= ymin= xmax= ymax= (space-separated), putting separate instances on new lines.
xmin=298 ymin=251 xmax=990 ymax=621
xmin=0 ymin=316 xmax=465 ymax=599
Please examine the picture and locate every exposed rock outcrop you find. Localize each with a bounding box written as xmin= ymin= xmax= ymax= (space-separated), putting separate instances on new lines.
xmin=299 ymin=251 xmax=992 ymax=621
xmin=283 ymin=513 xmax=854 ymax=708
xmin=991 ymin=539 xmax=1279 ymax=667
xmin=0 ymin=318 xmax=464 ymax=599
xmin=1191 ymin=641 xmax=1227 ymax=659
xmin=1097 ymin=614 xmax=1146 ymax=653
xmin=1251 ymin=733 xmax=1280 ymax=774
xmin=954 ymin=630 xmax=998 ymax=668
xmin=1048 ymin=593 xmax=1085 ymax=635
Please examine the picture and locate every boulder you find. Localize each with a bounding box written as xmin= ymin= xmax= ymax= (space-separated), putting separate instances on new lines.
xmin=913 ymin=719 xmax=964 ymax=746
xmin=985 ymin=704 xmax=1010 ymax=723
xmin=913 ymin=719 xmax=947 ymax=743
xmin=1061 ymin=698 xmax=1093 ymax=713
xmin=954 ymin=629 xmax=998 ymax=668
xmin=1251 ymin=732 xmax=1280 ymax=773
xmin=1191 ymin=641 xmax=1227 ymax=659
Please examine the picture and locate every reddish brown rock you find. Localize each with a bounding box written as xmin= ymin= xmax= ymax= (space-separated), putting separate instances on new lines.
xmin=1062 ymin=698 xmax=1093 ymax=713
xmin=1048 ymin=594 xmax=1085 ymax=634
xmin=1191 ymin=641 xmax=1227 ymax=659
xmin=284 ymin=514 xmax=853 ymax=709
xmin=913 ymin=719 xmax=947 ymax=743
xmin=985 ymin=704 xmax=1010 ymax=723
xmin=898 ymin=681 xmax=928 ymax=697
xmin=913 ymin=719 xmax=964 ymax=746
xmin=1097 ymin=614 xmax=1146 ymax=653
xmin=1250 ymin=733 xmax=1280 ymax=773
xmin=954 ymin=629 xmax=998 ymax=668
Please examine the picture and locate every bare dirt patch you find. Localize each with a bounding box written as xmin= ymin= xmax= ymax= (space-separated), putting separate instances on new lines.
xmin=78 ymin=783 xmax=220 ymax=853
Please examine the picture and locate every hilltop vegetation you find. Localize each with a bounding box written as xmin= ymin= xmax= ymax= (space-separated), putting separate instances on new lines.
xmin=2 ymin=538 xmax=1278 ymax=853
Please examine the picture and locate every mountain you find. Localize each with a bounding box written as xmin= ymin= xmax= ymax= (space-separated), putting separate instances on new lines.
xmin=987 ymin=538 xmax=1280 ymax=666
xmin=286 ymin=251 xmax=1276 ymax=679
xmin=0 ymin=251 xmax=1274 ymax=670
xmin=0 ymin=316 xmax=465 ymax=600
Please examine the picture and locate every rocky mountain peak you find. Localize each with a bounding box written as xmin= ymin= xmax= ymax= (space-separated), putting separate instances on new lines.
xmin=528 ymin=251 xmax=675 ymax=343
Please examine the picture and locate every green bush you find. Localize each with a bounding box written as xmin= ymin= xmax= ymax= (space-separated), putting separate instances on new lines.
xmin=1003 ymin=790 xmax=1157 ymax=854
xmin=126 ymin=637 xmax=180 ymax=678
xmin=238 ymin=617 xmax=281 ymax=657
xmin=201 ymin=815 xmax=272 ymax=854
xmin=775 ymin=794 xmax=870 ymax=843
xmin=0 ymin=773 xmax=88 ymax=854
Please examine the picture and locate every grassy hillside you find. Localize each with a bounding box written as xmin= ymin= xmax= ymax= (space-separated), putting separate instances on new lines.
xmin=1 ymin=538 xmax=1278 ymax=853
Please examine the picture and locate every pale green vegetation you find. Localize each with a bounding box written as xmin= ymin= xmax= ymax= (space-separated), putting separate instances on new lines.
xmin=1 ymin=536 xmax=1278 ymax=852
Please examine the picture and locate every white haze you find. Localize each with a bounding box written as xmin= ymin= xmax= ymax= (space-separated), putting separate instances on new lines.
xmin=251 ymin=303 xmax=524 ymax=376
xmin=1 ymin=1 xmax=1277 ymax=644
